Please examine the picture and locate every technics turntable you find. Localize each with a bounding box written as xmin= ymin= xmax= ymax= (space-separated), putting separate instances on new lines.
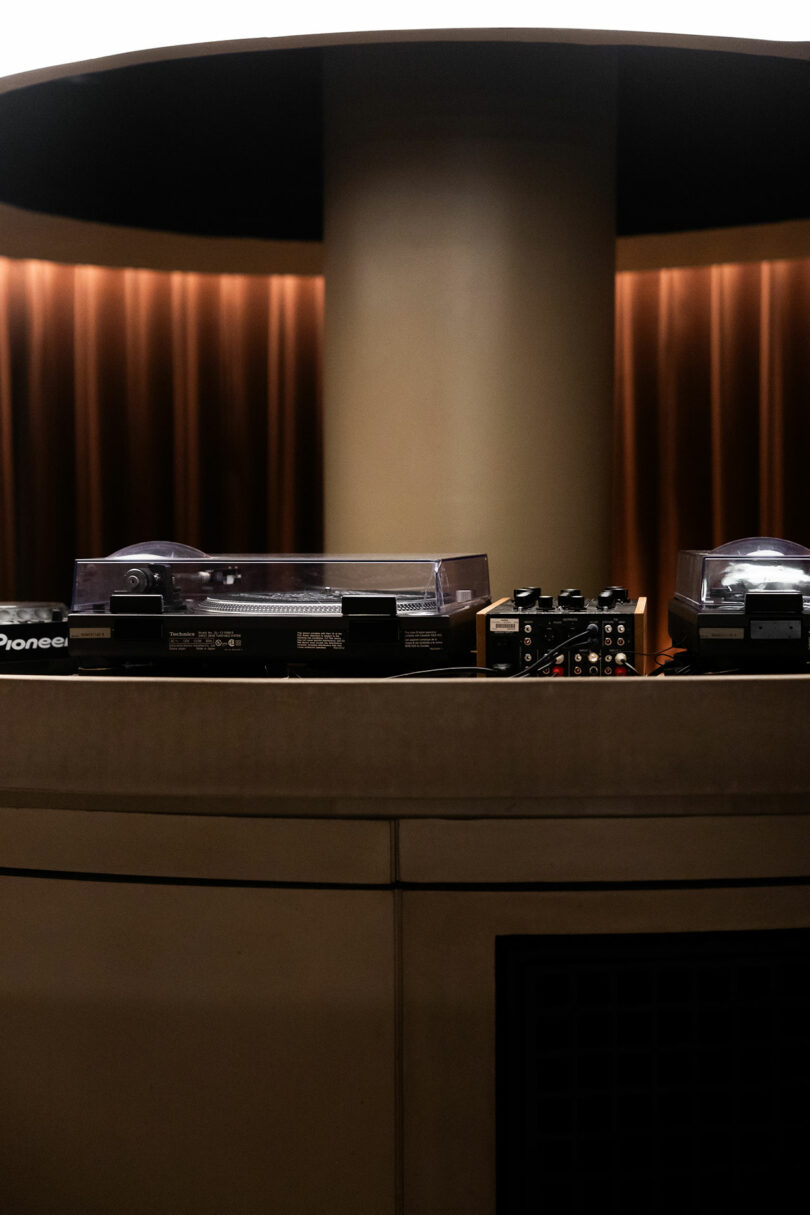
xmin=668 ymin=537 xmax=810 ymax=671
xmin=68 ymin=542 xmax=490 ymax=675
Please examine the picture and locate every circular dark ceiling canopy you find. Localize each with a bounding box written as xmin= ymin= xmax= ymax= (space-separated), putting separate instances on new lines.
xmin=0 ymin=44 xmax=808 ymax=241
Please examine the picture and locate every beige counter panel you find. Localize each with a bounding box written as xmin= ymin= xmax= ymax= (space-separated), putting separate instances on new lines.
xmin=2 ymin=674 xmax=810 ymax=814
xmin=2 ymin=675 xmax=810 ymax=1214
xmin=398 ymin=814 xmax=810 ymax=884
xmin=0 ymin=878 xmax=396 ymax=1215
xmin=0 ymin=807 xmax=392 ymax=884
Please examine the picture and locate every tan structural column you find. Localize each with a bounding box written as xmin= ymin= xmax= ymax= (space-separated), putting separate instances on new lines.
xmin=323 ymin=41 xmax=617 ymax=597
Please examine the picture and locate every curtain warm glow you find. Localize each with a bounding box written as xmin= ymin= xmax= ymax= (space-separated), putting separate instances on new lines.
xmin=615 ymin=259 xmax=810 ymax=655
xmin=3 ymin=252 xmax=810 ymax=646
xmin=0 ymin=257 xmax=323 ymax=602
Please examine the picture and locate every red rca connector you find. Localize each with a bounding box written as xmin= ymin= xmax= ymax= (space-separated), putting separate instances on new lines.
xmin=551 ymin=665 xmax=565 ymax=677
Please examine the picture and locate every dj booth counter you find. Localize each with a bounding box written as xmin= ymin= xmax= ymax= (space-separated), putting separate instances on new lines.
xmin=1 ymin=674 xmax=808 ymax=1213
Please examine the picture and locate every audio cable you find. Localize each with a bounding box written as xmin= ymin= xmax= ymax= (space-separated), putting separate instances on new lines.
xmin=511 ymin=622 xmax=600 ymax=678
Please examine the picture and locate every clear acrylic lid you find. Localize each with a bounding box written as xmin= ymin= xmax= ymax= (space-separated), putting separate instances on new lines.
xmin=72 ymin=544 xmax=490 ymax=616
xmin=674 ymin=537 xmax=810 ymax=610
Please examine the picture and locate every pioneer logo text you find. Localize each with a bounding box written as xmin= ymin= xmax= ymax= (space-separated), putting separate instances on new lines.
xmin=0 ymin=633 xmax=68 ymax=651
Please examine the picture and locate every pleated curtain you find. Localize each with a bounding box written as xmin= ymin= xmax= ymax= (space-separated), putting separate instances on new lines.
xmin=615 ymin=259 xmax=810 ymax=653
xmin=0 ymin=257 xmax=323 ymax=603
xmin=3 ymin=253 xmax=810 ymax=650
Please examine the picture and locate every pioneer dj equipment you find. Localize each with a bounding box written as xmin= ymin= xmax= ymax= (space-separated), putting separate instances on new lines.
xmin=478 ymin=586 xmax=646 ymax=676
xmin=668 ymin=536 xmax=810 ymax=671
xmin=0 ymin=602 xmax=70 ymax=672
xmin=68 ymin=542 xmax=490 ymax=675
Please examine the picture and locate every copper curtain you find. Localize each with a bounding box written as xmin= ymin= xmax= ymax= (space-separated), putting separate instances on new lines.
xmin=3 ymin=254 xmax=810 ymax=642
xmin=615 ymin=259 xmax=810 ymax=654
xmin=0 ymin=257 xmax=323 ymax=603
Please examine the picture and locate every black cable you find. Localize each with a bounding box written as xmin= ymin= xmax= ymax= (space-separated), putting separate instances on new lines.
xmin=654 ymin=656 xmax=696 ymax=675
xmin=387 ymin=625 xmax=599 ymax=680
xmin=511 ymin=622 xmax=600 ymax=678
xmin=386 ymin=664 xmax=500 ymax=679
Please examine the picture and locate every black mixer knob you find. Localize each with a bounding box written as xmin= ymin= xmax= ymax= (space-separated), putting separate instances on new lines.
xmin=536 ymin=595 xmax=554 ymax=611
xmin=608 ymin=586 xmax=630 ymax=603
xmin=568 ymin=593 xmax=585 ymax=610
xmin=597 ymin=589 xmax=616 ymax=610
xmin=514 ymin=586 xmax=541 ymax=609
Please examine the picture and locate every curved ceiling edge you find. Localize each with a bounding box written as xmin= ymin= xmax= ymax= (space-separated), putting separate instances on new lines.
xmin=2 ymin=28 xmax=808 ymax=96
xmin=0 ymin=202 xmax=324 ymax=276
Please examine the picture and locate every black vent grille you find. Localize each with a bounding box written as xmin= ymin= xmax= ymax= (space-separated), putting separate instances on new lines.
xmin=496 ymin=930 xmax=810 ymax=1214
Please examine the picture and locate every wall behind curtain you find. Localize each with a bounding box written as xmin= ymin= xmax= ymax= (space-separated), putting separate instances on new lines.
xmin=0 ymin=257 xmax=323 ymax=603
xmin=615 ymin=259 xmax=810 ymax=656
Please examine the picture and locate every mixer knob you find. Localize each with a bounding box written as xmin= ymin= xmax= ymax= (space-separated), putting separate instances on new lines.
xmin=514 ymin=586 xmax=541 ymax=609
